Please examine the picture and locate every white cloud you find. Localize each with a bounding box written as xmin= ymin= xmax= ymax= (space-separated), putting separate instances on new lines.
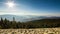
xmin=0 ymin=10 xmax=60 ymax=16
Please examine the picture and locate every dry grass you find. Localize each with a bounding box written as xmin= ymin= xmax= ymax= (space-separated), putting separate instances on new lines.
xmin=0 ymin=28 xmax=60 ymax=34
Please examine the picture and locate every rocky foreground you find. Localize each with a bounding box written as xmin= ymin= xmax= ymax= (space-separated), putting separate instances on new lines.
xmin=0 ymin=28 xmax=60 ymax=34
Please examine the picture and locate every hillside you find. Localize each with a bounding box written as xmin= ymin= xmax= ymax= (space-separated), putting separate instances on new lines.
xmin=26 ymin=18 xmax=60 ymax=28
xmin=0 ymin=17 xmax=60 ymax=29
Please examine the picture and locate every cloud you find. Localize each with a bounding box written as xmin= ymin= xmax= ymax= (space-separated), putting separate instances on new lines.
xmin=0 ymin=10 xmax=60 ymax=16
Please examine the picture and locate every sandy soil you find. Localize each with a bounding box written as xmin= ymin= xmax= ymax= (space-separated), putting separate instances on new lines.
xmin=0 ymin=28 xmax=60 ymax=34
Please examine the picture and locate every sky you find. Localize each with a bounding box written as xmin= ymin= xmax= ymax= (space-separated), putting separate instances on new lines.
xmin=0 ymin=0 xmax=60 ymax=16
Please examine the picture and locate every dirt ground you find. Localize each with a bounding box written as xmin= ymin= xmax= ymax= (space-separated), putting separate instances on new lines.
xmin=0 ymin=28 xmax=60 ymax=34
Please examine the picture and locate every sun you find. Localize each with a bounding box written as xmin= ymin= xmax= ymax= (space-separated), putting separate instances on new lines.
xmin=6 ymin=2 xmax=15 ymax=8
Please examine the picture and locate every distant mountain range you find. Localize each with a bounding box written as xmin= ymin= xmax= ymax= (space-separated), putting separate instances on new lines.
xmin=0 ymin=14 xmax=60 ymax=22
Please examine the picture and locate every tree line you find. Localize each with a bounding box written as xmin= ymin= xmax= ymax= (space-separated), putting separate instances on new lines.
xmin=0 ymin=17 xmax=60 ymax=29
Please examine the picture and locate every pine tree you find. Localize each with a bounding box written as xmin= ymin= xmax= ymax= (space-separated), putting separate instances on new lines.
xmin=13 ymin=17 xmax=15 ymax=22
xmin=1 ymin=17 xmax=3 ymax=22
xmin=12 ymin=17 xmax=17 ymax=28
xmin=0 ymin=17 xmax=3 ymax=28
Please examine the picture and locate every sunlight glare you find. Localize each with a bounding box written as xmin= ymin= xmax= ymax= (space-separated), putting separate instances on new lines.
xmin=6 ymin=2 xmax=15 ymax=8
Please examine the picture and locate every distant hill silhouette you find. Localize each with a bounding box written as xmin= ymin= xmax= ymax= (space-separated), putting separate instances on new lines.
xmin=0 ymin=14 xmax=33 ymax=22
xmin=0 ymin=14 xmax=60 ymax=22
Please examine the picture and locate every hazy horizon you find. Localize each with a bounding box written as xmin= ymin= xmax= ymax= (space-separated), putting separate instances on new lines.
xmin=0 ymin=0 xmax=60 ymax=16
